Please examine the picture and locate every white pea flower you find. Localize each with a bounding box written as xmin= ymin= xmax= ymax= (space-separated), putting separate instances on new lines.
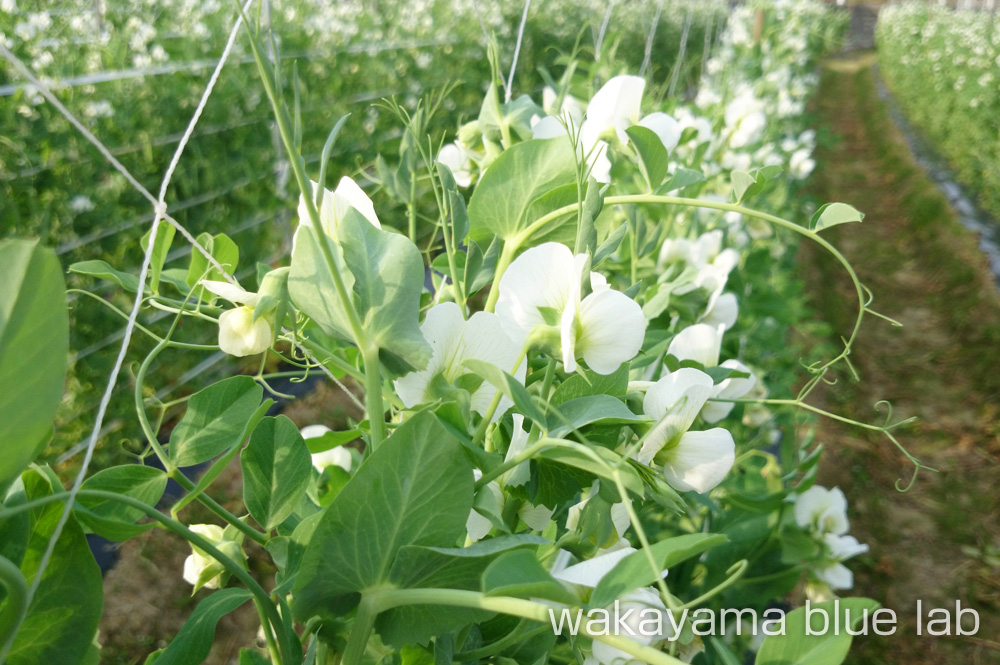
xmin=182 ymin=524 xmax=246 ymax=592
xmin=500 ymin=413 xmax=531 ymax=487
xmin=467 ymin=469 xmax=505 ymax=543
xmin=542 ymin=85 xmax=585 ymax=127
xmin=301 ymin=425 xmax=353 ymax=473
xmin=823 ymin=533 xmax=869 ymax=561
xmin=701 ymin=359 xmax=757 ymax=424
xmin=585 ymin=75 xmax=646 ymax=145
xmin=813 ymin=561 xmax=854 ymax=591
xmin=437 ymin=141 xmax=474 ymax=187
xmin=296 ymin=176 xmax=380 ymax=240
xmin=496 ymin=243 xmax=645 ymax=375
xmin=591 ymin=587 xmax=671 ymax=665
xmin=394 ymin=302 xmax=525 ymax=417
xmin=638 ymin=112 xmax=681 ymax=152
xmin=700 ymin=292 xmax=739 ymax=330
xmin=793 ymin=485 xmax=850 ymax=536
xmin=667 ymin=323 xmax=725 ymax=368
xmin=585 ymin=75 xmax=682 ymax=153
xmin=531 ymin=114 xmax=612 ymax=184
xmin=639 ymin=368 xmax=736 ymax=493
xmin=200 ymin=280 xmax=271 ymax=357
xmin=552 ymin=545 xmax=638 ymax=588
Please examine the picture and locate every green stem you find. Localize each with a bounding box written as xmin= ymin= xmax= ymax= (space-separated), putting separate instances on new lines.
xmin=235 ymin=2 xmax=383 ymax=443
xmin=679 ymin=559 xmax=749 ymax=610
xmin=370 ymin=588 xmax=689 ymax=665
xmin=484 ymin=240 xmax=519 ymax=313
xmin=67 ymin=290 xmax=218 ymax=350
xmin=255 ymin=598 xmax=284 ymax=665
xmin=471 ymin=344 xmax=529 ymax=447
xmin=0 ymin=555 xmax=28 ymax=658
xmin=0 ymin=490 xmax=294 ymax=665
xmin=517 ymin=194 xmax=867 ymax=368
xmin=342 ymin=594 xmax=377 ymax=665
xmin=361 ymin=343 xmax=386 ymax=448
xmin=134 ymin=340 xmax=268 ymax=546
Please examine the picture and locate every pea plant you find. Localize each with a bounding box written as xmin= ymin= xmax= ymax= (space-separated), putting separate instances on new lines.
xmin=0 ymin=2 xmax=928 ymax=664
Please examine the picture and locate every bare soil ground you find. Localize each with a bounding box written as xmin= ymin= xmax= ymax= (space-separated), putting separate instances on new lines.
xmin=799 ymin=57 xmax=1000 ymax=663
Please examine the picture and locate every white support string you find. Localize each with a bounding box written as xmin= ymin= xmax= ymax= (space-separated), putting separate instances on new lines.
xmin=640 ymin=0 xmax=665 ymax=78
xmin=0 ymin=5 xmax=252 ymax=655
xmin=505 ymin=0 xmax=531 ymax=104
xmin=595 ymin=0 xmax=617 ymax=62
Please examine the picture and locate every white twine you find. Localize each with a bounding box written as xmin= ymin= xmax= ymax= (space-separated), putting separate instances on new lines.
xmin=0 ymin=4 xmax=251 ymax=655
xmin=505 ymin=0 xmax=531 ymax=104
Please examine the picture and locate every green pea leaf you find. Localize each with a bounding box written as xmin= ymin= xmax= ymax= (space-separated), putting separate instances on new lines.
xmin=241 ymin=416 xmax=312 ymax=530
xmin=75 ymin=465 xmax=167 ymax=541
xmin=68 ymin=259 xmax=141 ymax=292
xmin=3 ymin=468 xmax=103 ymax=665
xmin=140 ymin=223 xmax=176 ymax=294
xmin=292 ymin=411 xmax=474 ymax=619
xmin=168 ymin=376 xmax=264 ymax=467
xmin=467 ymin=137 xmax=578 ymax=246
xmin=809 ymin=202 xmax=865 ymax=232
xmin=186 ymin=232 xmax=239 ymax=288
xmin=376 ymin=535 xmax=548 ymax=647
xmin=0 ymin=240 xmax=68 ymax=488
xmin=482 ymin=549 xmax=576 ymax=603
xmin=462 ymin=359 xmax=545 ymax=428
xmin=626 ymin=126 xmax=670 ymax=190
xmin=590 ymin=533 xmax=728 ymax=607
xmin=754 ymin=598 xmax=880 ymax=665
xmin=150 ymin=589 xmax=254 ymax=665
xmin=547 ymin=395 xmax=645 ymax=438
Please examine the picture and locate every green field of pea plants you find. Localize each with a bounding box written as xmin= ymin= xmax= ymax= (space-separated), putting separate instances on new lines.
xmin=2 ymin=1 xmax=997 ymax=665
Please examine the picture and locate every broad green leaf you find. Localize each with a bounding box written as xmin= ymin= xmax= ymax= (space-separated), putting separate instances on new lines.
xmin=730 ymin=170 xmax=756 ymax=203
xmin=626 ymin=126 xmax=670 ymax=190
xmin=593 ymin=222 xmax=627 ymax=267
xmin=292 ymin=411 xmax=474 ymax=619
xmin=75 ymin=465 xmax=167 ymax=541
xmin=304 ymin=429 xmax=362 ymax=454
xmin=68 ymin=259 xmax=140 ymax=292
xmin=551 ymin=365 xmax=629 ymax=406
xmin=547 ymin=395 xmax=645 ymax=438
xmin=288 ymin=224 xmax=356 ymax=342
xmin=465 ymin=238 xmax=499 ymax=296
xmin=657 ymin=168 xmax=705 ymax=194
xmin=482 ymin=549 xmax=576 ymax=603
xmin=241 ymin=416 xmax=312 ymax=530
xmin=186 ymin=232 xmax=239 ymax=287
xmin=4 ymin=468 xmax=103 ymax=665
xmin=809 ymin=202 xmax=865 ymax=232
xmin=462 ymin=359 xmax=545 ymax=428
xmin=754 ymin=598 xmax=880 ymax=665
xmin=376 ymin=535 xmax=548 ymax=647
xmin=338 ymin=210 xmax=431 ymax=372
xmin=536 ymin=446 xmax=643 ymax=498
xmin=590 ymin=533 xmax=728 ymax=607
xmin=140 ymin=223 xmax=176 ymax=293
xmin=0 ymin=240 xmax=68 ymax=488
xmin=168 ymin=376 xmax=263 ymax=467
xmin=467 ymin=138 xmax=578 ymax=245
xmin=151 ymin=588 xmax=253 ymax=665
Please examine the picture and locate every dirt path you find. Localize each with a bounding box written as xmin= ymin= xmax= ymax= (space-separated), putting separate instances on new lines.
xmin=799 ymin=58 xmax=1000 ymax=663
